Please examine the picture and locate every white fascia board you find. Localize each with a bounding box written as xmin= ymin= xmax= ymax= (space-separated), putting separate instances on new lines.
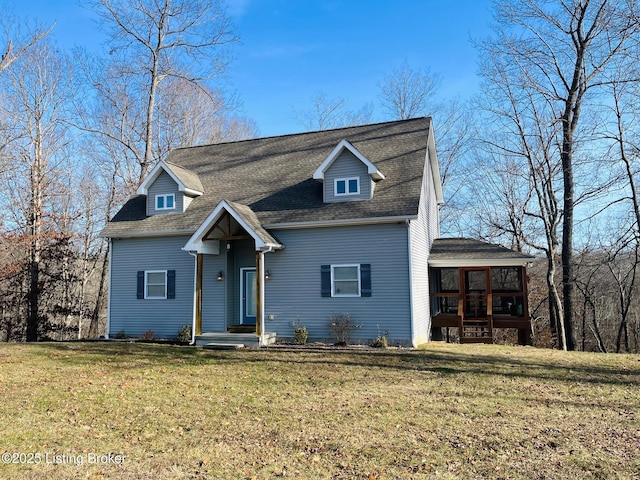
xmin=264 ymin=215 xmax=417 ymax=230
xmin=428 ymin=258 xmax=534 ymax=268
xmin=137 ymin=161 xmax=204 ymax=196
xmin=183 ymin=187 xmax=204 ymax=196
xmin=426 ymin=120 xmax=444 ymax=205
xmin=313 ymin=139 xmax=385 ymax=181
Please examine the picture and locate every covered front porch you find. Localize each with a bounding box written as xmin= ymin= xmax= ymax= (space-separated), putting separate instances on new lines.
xmin=183 ymin=200 xmax=283 ymax=347
xmin=429 ymin=238 xmax=535 ymax=345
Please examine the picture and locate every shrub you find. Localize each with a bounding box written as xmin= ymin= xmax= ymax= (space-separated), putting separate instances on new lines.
xmin=140 ymin=330 xmax=155 ymax=341
xmin=371 ymin=326 xmax=389 ymax=348
xmin=176 ymin=325 xmax=192 ymax=343
xmin=114 ymin=330 xmax=128 ymax=339
xmin=293 ymin=318 xmax=308 ymax=345
xmin=328 ymin=313 xmax=358 ymax=345
xmin=371 ymin=335 xmax=388 ymax=348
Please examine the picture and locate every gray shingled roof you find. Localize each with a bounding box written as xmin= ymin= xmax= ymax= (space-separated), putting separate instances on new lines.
xmin=101 ymin=118 xmax=432 ymax=237
xmin=429 ymin=238 xmax=535 ymax=266
xmin=165 ymin=161 xmax=204 ymax=194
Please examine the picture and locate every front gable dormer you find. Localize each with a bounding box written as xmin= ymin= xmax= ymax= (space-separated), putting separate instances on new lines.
xmin=313 ymin=139 xmax=385 ymax=203
xmin=137 ymin=161 xmax=204 ymax=215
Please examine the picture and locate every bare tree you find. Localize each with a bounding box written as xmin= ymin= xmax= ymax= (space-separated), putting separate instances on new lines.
xmin=89 ymin=0 xmax=239 ymax=184
xmin=0 ymin=39 xmax=75 ymax=341
xmin=0 ymin=8 xmax=51 ymax=76
xmin=478 ymin=0 xmax=640 ymax=350
xmin=377 ymin=62 xmax=472 ymax=235
xmin=378 ymin=61 xmax=442 ymax=120
xmin=293 ymin=92 xmax=374 ymax=131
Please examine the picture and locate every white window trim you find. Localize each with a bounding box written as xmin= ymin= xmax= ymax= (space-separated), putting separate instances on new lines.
xmin=145 ymin=270 xmax=167 ymax=299
xmin=334 ymin=177 xmax=360 ymax=196
xmin=155 ymin=194 xmax=176 ymax=211
xmin=331 ymin=264 xmax=361 ymax=297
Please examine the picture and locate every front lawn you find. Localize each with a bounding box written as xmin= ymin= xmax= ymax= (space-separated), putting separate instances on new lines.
xmin=0 ymin=342 xmax=638 ymax=479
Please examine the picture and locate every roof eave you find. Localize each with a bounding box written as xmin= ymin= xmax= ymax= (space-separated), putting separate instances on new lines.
xmin=428 ymin=258 xmax=534 ymax=268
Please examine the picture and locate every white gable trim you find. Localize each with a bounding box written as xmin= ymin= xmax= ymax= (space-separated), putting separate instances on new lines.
xmin=426 ymin=121 xmax=444 ymax=205
xmin=136 ymin=161 xmax=204 ymax=196
xmin=313 ymin=139 xmax=385 ymax=181
xmin=183 ymin=200 xmax=282 ymax=253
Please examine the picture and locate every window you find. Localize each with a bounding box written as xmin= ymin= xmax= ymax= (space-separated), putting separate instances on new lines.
xmin=321 ymin=264 xmax=371 ymax=298
xmin=146 ymin=271 xmax=166 ymax=298
xmin=156 ymin=194 xmax=175 ymax=210
xmin=491 ymin=267 xmax=522 ymax=292
xmin=438 ymin=268 xmax=459 ymax=292
xmin=137 ymin=270 xmax=175 ymax=299
xmin=334 ymin=177 xmax=360 ymax=196
xmin=333 ymin=265 xmax=360 ymax=296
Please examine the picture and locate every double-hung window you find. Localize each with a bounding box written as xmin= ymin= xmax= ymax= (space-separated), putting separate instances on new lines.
xmin=332 ymin=265 xmax=360 ymax=296
xmin=156 ymin=194 xmax=175 ymax=210
xmin=145 ymin=271 xmax=167 ymax=299
xmin=137 ymin=270 xmax=176 ymax=299
xmin=321 ymin=264 xmax=371 ymax=298
xmin=334 ymin=177 xmax=360 ymax=196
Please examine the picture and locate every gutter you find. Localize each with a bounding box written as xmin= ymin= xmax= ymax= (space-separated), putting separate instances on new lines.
xmin=264 ymin=215 xmax=417 ymax=230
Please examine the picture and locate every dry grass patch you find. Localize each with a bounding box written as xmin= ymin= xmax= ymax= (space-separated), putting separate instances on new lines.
xmin=0 ymin=342 xmax=638 ymax=479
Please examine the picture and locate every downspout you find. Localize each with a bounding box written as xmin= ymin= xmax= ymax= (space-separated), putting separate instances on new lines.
xmin=187 ymin=251 xmax=198 ymax=345
xmin=104 ymin=238 xmax=113 ymax=339
xmin=406 ymin=219 xmax=416 ymax=348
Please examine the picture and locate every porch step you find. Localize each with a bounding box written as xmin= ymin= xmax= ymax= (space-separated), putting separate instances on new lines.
xmin=202 ymin=343 xmax=245 ymax=350
xmin=459 ymin=318 xmax=493 ymax=344
xmin=195 ymin=332 xmax=276 ymax=348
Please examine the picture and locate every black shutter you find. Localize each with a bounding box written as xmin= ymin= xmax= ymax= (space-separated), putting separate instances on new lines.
xmin=321 ymin=265 xmax=331 ymax=297
xmin=167 ymin=270 xmax=176 ymax=299
xmin=360 ymin=264 xmax=371 ymax=297
xmin=137 ymin=271 xmax=145 ymax=299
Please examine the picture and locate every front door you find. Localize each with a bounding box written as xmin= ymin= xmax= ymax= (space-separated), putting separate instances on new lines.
xmin=241 ymin=268 xmax=257 ymax=325
xmin=463 ymin=268 xmax=488 ymax=318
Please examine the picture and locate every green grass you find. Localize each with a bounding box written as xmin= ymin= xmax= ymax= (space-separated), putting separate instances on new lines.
xmin=0 ymin=342 xmax=638 ymax=479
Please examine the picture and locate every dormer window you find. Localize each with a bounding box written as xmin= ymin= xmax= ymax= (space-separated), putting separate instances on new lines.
xmin=156 ymin=194 xmax=175 ymax=210
xmin=335 ymin=177 xmax=360 ymax=196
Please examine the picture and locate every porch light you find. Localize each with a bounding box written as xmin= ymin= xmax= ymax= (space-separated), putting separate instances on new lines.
xmin=265 ymin=270 xmax=271 ymax=280
xmin=217 ymin=271 xmax=224 ymax=281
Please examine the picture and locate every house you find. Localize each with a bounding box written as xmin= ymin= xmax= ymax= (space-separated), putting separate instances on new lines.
xmin=101 ymin=117 xmax=533 ymax=347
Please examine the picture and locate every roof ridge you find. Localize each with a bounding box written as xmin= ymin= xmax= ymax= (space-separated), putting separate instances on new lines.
xmin=172 ymin=117 xmax=431 ymax=152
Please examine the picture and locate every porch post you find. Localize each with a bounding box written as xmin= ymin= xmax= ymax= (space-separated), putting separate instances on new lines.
xmin=521 ymin=265 xmax=532 ymax=345
xmin=195 ymin=253 xmax=203 ymax=335
xmin=256 ymin=250 xmax=265 ymax=344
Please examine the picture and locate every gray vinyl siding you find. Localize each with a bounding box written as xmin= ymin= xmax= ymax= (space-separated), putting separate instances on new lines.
xmin=109 ymin=235 xmax=194 ymax=338
xmin=323 ymin=151 xmax=372 ymax=202
xmin=226 ymin=238 xmax=256 ymax=325
xmin=147 ymin=171 xmax=184 ymax=215
xmin=408 ymin=149 xmax=440 ymax=346
xmin=263 ymin=223 xmax=411 ymax=345
xmin=201 ymin=250 xmax=227 ymax=332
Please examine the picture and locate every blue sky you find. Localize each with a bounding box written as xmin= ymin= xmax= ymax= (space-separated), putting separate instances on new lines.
xmin=12 ymin=0 xmax=494 ymax=137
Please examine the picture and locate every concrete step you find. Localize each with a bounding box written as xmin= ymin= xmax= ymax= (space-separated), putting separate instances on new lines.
xmin=202 ymin=343 xmax=245 ymax=350
xmin=195 ymin=332 xmax=276 ymax=347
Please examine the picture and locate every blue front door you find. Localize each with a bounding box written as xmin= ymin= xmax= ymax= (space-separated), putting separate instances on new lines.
xmin=241 ymin=268 xmax=257 ymax=325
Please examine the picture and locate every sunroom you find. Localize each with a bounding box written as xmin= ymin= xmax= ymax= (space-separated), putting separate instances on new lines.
xmin=429 ymin=238 xmax=535 ymax=345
